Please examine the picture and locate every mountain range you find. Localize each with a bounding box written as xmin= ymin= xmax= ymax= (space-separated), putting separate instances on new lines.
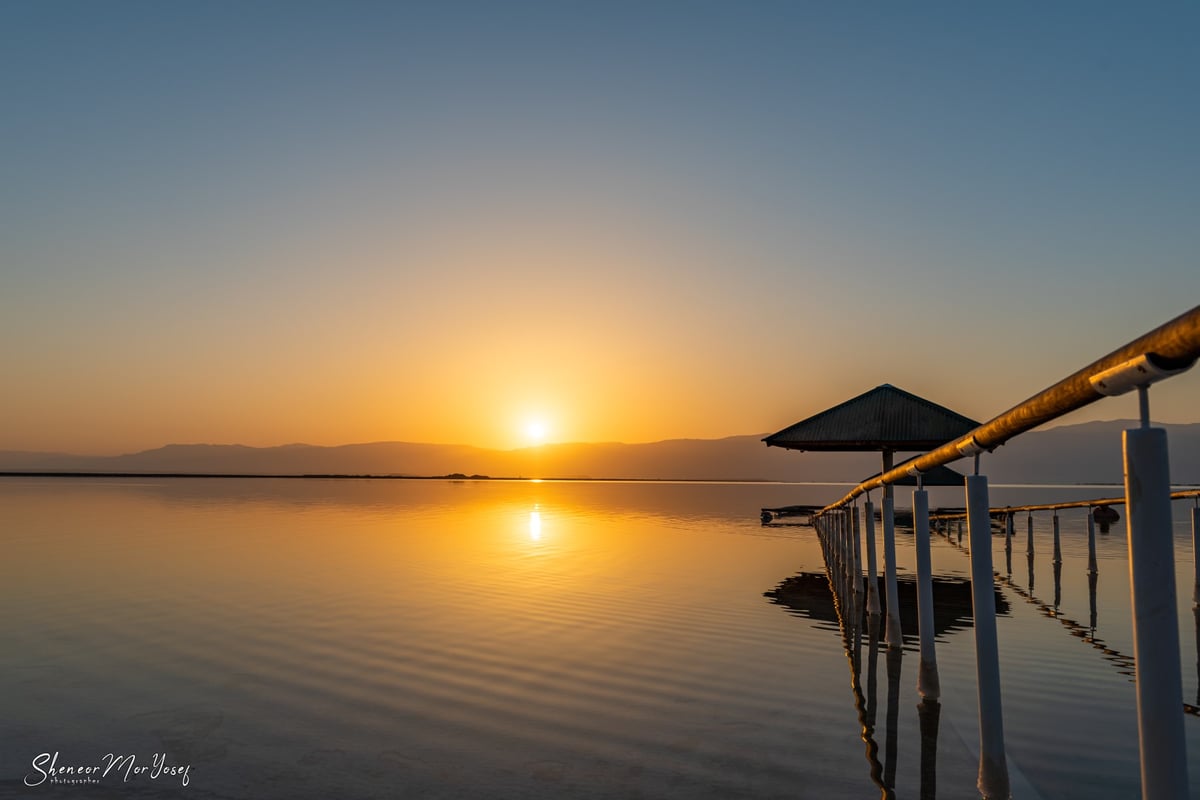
xmin=2 ymin=420 xmax=1198 ymax=484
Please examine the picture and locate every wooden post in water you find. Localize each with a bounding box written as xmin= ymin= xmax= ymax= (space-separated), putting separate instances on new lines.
xmin=883 ymin=491 xmax=902 ymax=648
xmin=864 ymin=499 xmax=881 ymax=617
xmin=1026 ymin=512 xmax=1034 ymax=558
xmin=1087 ymin=507 xmax=1098 ymax=576
xmin=1192 ymin=504 xmax=1199 ymax=609
xmin=913 ymin=486 xmax=939 ymax=699
xmin=1004 ymin=511 xmax=1014 ymax=577
xmin=842 ymin=509 xmax=853 ymax=601
xmin=1123 ymin=421 xmax=1189 ymax=800
xmin=844 ymin=507 xmax=854 ymax=580
xmin=1052 ymin=511 xmax=1062 ymax=565
xmin=852 ymin=504 xmax=863 ymax=599
xmin=966 ymin=472 xmax=1009 ymax=799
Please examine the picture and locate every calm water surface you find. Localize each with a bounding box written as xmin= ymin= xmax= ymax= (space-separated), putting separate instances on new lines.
xmin=1 ymin=478 xmax=1197 ymax=799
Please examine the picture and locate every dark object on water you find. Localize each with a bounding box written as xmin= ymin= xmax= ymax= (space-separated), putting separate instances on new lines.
xmin=1092 ymin=504 xmax=1119 ymax=534
xmin=760 ymin=504 xmax=822 ymax=526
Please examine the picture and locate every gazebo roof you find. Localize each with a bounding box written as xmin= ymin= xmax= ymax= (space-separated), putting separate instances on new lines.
xmin=763 ymin=384 xmax=979 ymax=452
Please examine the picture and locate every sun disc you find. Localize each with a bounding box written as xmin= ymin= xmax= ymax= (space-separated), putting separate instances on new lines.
xmin=525 ymin=420 xmax=548 ymax=442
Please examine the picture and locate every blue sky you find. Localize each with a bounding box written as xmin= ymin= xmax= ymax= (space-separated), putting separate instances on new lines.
xmin=2 ymin=2 xmax=1198 ymax=453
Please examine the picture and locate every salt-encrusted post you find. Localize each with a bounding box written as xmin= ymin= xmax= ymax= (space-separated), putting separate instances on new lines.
xmin=864 ymin=498 xmax=881 ymax=617
xmin=966 ymin=469 xmax=1009 ymax=799
xmin=913 ymin=483 xmax=939 ymax=699
xmin=1123 ymin=402 xmax=1188 ymax=800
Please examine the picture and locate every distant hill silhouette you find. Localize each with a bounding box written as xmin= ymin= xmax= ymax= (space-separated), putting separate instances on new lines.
xmin=982 ymin=420 xmax=1200 ymax=485
xmin=2 ymin=420 xmax=1198 ymax=483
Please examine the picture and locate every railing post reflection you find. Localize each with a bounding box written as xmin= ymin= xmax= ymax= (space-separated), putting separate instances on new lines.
xmin=819 ymin=519 xmax=895 ymax=800
xmin=884 ymin=645 xmax=902 ymax=792
xmin=866 ymin=610 xmax=880 ymax=753
xmin=1025 ymin=512 xmax=1034 ymax=558
xmin=966 ymin=472 xmax=1009 ymax=799
xmin=863 ymin=612 xmax=892 ymax=799
xmin=1053 ymin=560 xmax=1062 ymax=613
xmin=913 ymin=488 xmax=940 ymax=699
xmin=1089 ymin=571 xmax=1099 ymax=634
xmin=917 ymin=695 xmax=941 ymax=800
xmin=865 ymin=499 xmax=881 ymax=617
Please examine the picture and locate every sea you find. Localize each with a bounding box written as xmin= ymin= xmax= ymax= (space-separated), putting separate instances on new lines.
xmin=1 ymin=476 xmax=1198 ymax=799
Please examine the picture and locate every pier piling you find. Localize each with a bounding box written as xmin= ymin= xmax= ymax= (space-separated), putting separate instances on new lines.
xmin=966 ymin=473 xmax=1009 ymax=800
xmin=864 ymin=499 xmax=881 ymax=617
xmin=914 ymin=487 xmax=939 ymax=699
xmin=883 ymin=493 xmax=902 ymax=648
xmin=1124 ymin=425 xmax=1188 ymax=800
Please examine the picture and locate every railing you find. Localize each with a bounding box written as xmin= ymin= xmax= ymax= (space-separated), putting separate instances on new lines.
xmin=811 ymin=303 xmax=1200 ymax=800
xmin=818 ymin=304 xmax=1200 ymax=513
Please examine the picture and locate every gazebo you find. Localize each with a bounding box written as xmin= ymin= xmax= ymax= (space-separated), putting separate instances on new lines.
xmin=764 ymin=384 xmax=980 ymax=647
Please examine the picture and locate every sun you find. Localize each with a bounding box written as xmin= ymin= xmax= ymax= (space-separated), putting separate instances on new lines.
xmin=524 ymin=419 xmax=548 ymax=443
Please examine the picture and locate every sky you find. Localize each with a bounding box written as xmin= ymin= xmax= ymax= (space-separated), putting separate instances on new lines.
xmin=2 ymin=1 xmax=1198 ymax=455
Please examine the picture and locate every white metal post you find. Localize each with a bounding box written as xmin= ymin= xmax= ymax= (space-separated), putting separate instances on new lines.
xmin=914 ymin=488 xmax=939 ymax=699
xmin=883 ymin=493 xmax=902 ymax=648
xmin=1123 ymin=425 xmax=1189 ymax=800
xmin=966 ymin=473 xmax=1009 ymax=799
xmin=864 ymin=499 xmax=881 ymax=616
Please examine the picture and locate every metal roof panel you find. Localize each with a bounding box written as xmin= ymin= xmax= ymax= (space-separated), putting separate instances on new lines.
xmin=763 ymin=384 xmax=980 ymax=452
